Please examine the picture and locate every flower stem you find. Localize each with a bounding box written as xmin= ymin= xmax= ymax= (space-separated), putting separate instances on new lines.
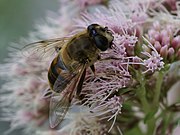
xmin=136 ymin=71 xmax=149 ymax=113
xmin=136 ymin=70 xmax=164 ymax=135
xmin=153 ymin=71 xmax=164 ymax=106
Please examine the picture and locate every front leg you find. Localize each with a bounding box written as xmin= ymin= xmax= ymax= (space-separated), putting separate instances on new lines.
xmin=90 ymin=65 xmax=95 ymax=75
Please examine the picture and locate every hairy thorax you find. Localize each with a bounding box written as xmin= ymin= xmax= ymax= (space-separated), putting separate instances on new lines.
xmin=61 ymin=33 xmax=100 ymax=71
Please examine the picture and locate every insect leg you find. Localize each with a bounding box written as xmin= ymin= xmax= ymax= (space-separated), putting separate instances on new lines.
xmin=90 ymin=64 xmax=95 ymax=74
xmin=76 ymin=68 xmax=86 ymax=98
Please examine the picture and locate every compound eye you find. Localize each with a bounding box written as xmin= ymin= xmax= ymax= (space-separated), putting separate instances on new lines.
xmin=91 ymin=29 xmax=97 ymax=36
xmin=94 ymin=35 xmax=109 ymax=51
xmin=87 ymin=24 xmax=99 ymax=37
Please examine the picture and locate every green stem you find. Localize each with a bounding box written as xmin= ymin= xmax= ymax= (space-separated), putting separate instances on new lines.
xmin=136 ymin=71 xmax=165 ymax=135
xmin=147 ymin=118 xmax=156 ymax=135
xmin=146 ymin=71 xmax=165 ymax=135
xmin=153 ymin=71 xmax=164 ymax=105
xmin=136 ymin=71 xmax=149 ymax=113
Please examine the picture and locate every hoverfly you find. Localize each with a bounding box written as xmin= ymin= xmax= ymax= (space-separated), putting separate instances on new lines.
xmin=22 ymin=24 xmax=114 ymax=128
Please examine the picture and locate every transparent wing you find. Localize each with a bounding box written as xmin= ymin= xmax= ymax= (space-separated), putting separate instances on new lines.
xmin=49 ymin=64 xmax=86 ymax=128
xmin=53 ymin=63 xmax=83 ymax=93
xmin=49 ymin=93 xmax=72 ymax=128
xmin=21 ymin=37 xmax=69 ymax=60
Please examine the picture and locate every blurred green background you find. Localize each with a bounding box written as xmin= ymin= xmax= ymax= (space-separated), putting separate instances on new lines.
xmin=0 ymin=0 xmax=59 ymax=134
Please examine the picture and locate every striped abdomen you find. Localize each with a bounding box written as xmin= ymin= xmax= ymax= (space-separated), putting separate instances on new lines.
xmin=48 ymin=55 xmax=74 ymax=93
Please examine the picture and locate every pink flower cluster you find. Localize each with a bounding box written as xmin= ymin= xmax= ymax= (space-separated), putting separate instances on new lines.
xmin=147 ymin=21 xmax=180 ymax=62
xmin=0 ymin=50 xmax=50 ymax=133
xmin=1 ymin=0 xmax=179 ymax=135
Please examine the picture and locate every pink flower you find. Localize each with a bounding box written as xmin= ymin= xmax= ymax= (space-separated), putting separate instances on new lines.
xmin=0 ymin=51 xmax=50 ymax=133
xmin=73 ymin=0 xmax=165 ymax=131
xmin=140 ymin=37 xmax=164 ymax=73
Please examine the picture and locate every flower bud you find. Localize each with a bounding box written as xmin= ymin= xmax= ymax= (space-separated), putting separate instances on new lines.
xmin=160 ymin=45 xmax=168 ymax=58
xmin=171 ymin=36 xmax=180 ymax=49
xmin=168 ymin=47 xmax=175 ymax=61
xmin=154 ymin=41 xmax=161 ymax=52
